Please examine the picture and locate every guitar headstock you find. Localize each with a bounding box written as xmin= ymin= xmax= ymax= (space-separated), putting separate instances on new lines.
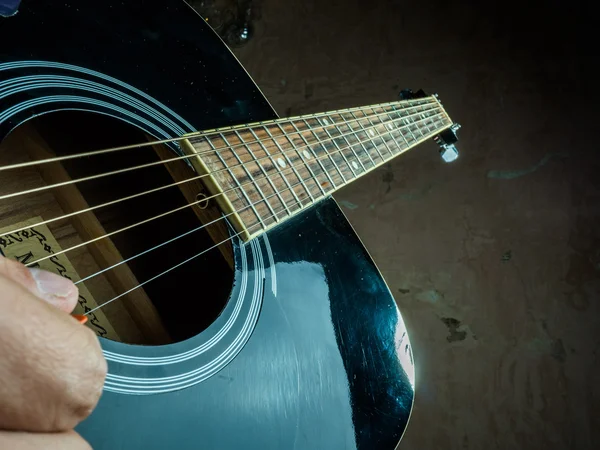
xmin=0 ymin=0 xmax=20 ymax=18
xmin=400 ymin=89 xmax=461 ymax=163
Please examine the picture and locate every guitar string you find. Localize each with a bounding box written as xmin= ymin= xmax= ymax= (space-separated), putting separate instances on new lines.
xmin=83 ymin=115 xmax=449 ymax=315
xmin=1 ymin=108 xmax=445 ymax=240
xmin=84 ymin=213 xmax=270 ymax=316
xmin=2 ymin=107 xmax=443 ymax=241
xmin=0 ymin=97 xmax=439 ymax=172
xmin=25 ymin=112 xmax=447 ymax=268
xmin=85 ymin=105 xmax=443 ymax=315
xmin=76 ymin=110 xmax=445 ymax=288
xmin=75 ymin=168 xmax=316 ymax=287
xmin=0 ymin=102 xmax=442 ymax=202
xmin=82 ymin=116 xmax=415 ymax=316
xmin=29 ymin=113 xmax=448 ymax=271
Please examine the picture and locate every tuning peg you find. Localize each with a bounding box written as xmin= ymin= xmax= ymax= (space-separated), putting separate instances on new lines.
xmin=434 ymin=123 xmax=461 ymax=163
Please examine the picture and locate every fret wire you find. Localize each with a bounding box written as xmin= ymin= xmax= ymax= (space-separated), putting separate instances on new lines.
xmin=415 ymin=111 xmax=431 ymax=139
xmin=392 ymin=105 xmax=437 ymax=142
xmin=412 ymin=106 xmax=437 ymax=141
xmin=314 ymin=141 xmax=348 ymax=183
xmin=350 ymin=109 xmax=387 ymax=162
xmin=357 ymin=108 xmax=389 ymax=155
xmin=347 ymin=111 xmax=377 ymax=167
xmin=324 ymin=116 xmax=361 ymax=177
xmin=263 ymin=125 xmax=310 ymax=208
xmin=303 ymin=136 xmax=340 ymax=189
xmin=395 ymin=105 xmax=418 ymax=147
xmin=290 ymin=118 xmax=328 ymax=196
xmin=407 ymin=105 xmax=428 ymax=142
xmin=367 ymin=113 xmax=394 ymax=156
xmin=290 ymin=120 xmax=329 ymax=196
xmin=362 ymin=109 xmax=396 ymax=156
xmin=279 ymin=121 xmax=322 ymax=200
xmin=227 ymin=131 xmax=281 ymax=222
xmin=340 ymin=113 xmax=372 ymax=170
xmin=378 ymin=111 xmax=404 ymax=154
xmin=390 ymin=105 xmax=412 ymax=148
xmin=246 ymin=127 xmax=294 ymax=217
xmin=400 ymin=104 xmax=420 ymax=144
xmin=273 ymin=123 xmax=318 ymax=202
xmin=305 ymin=120 xmax=348 ymax=184
xmin=323 ymin=114 xmax=356 ymax=178
xmin=417 ymin=105 xmax=437 ymax=138
xmin=304 ymin=117 xmax=356 ymax=178
xmin=294 ymin=119 xmax=345 ymax=189
xmin=206 ymin=137 xmax=267 ymax=230
xmin=382 ymin=111 xmax=405 ymax=152
xmin=419 ymin=105 xmax=435 ymax=138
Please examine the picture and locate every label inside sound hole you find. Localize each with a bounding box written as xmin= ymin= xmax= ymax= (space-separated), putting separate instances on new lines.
xmin=0 ymin=217 xmax=119 ymax=340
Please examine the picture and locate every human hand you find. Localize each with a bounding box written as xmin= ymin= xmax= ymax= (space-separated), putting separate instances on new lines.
xmin=0 ymin=255 xmax=107 ymax=449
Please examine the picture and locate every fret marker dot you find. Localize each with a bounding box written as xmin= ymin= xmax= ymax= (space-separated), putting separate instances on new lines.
xmin=277 ymin=158 xmax=286 ymax=168
xmin=323 ymin=119 xmax=329 ymax=125
xmin=303 ymin=150 xmax=312 ymax=159
xmin=351 ymin=161 xmax=359 ymax=170
xmin=387 ymin=123 xmax=394 ymax=130
xmin=369 ymin=129 xmax=376 ymax=137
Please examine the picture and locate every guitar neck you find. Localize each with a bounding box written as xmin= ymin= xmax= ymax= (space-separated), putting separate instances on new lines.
xmin=182 ymin=95 xmax=453 ymax=241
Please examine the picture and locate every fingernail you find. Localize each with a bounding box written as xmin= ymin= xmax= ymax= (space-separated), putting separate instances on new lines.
xmin=29 ymin=268 xmax=76 ymax=300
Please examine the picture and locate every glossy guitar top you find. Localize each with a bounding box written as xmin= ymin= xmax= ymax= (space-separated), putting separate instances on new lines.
xmin=0 ymin=1 xmax=415 ymax=448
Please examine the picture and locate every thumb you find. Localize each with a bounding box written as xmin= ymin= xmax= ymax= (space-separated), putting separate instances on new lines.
xmin=0 ymin=255 xmax=79 ymax=313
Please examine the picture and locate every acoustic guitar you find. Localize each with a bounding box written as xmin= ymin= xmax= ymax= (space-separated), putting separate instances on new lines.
xmin=0 ymin=1 xmax=460 ymax=448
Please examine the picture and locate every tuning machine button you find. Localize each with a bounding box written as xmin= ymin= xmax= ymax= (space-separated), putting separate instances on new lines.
xmin=434 ymin=123 xmax=461 ymax=163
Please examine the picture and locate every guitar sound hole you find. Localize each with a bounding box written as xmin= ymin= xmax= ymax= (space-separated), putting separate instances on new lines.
xmin=0 ymin=111 xmax=234 ymax=345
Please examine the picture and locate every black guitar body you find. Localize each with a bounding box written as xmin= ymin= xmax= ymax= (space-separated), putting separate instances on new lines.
xmin=0 ymin=1 xmax=415 ymax=448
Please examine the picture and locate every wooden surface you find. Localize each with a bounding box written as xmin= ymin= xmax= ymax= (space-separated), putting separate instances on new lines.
xmin=185 ymin=98 xmax=451 ymax=240
xmin=4 ymin=123 xmax=171 ymax=344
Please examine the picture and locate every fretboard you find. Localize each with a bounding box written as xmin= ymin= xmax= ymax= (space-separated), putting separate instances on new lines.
xmin=182 ymin=95 xmax=452 ymax=241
